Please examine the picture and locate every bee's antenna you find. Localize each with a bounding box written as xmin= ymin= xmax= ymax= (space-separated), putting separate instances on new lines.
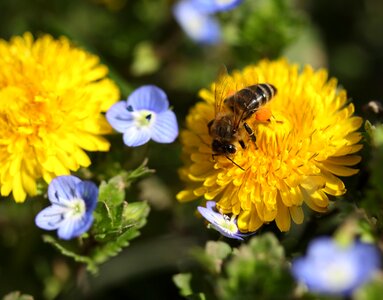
xmin=225 ymin=156 xmax=245 ymax=171
xmin=212 ymin=153 xmax=245 ymax=171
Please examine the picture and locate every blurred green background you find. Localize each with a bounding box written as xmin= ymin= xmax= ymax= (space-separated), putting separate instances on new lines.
xmin=0 ymin=0 xmax=383 ymax=299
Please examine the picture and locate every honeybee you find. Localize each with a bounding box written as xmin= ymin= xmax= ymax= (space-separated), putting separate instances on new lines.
xmin=207 ymin=68 xmax=277 ymax=169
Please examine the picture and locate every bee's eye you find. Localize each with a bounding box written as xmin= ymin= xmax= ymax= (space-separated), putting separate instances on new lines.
xmin=227 ymin=144 xmax=236 ymax=154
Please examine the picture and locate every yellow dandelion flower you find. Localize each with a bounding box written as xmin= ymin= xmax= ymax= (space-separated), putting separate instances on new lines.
xmin=177 ymin=59 xmax=363 ymax=233
xmin=0 ymin=32 xmax=120 ymax=202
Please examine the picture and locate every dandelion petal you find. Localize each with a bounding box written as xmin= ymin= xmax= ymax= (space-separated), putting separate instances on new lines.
xmin=123 ymin=126 xmax=152 ymax=147
xmin=128 ymin=85 xmax=169 ymax=113
xmin=151 ymin=110 xmax=179 ymax=143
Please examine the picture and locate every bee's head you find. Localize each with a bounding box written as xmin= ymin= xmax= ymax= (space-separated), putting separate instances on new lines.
xmin=212 ymin=139 xmax=236 ymax=154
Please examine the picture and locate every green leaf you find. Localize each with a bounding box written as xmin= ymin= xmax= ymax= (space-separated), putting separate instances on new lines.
xmin=123 ymin=158 xmax=155 ymax=184
xmin=173 ymin=274 xmax=207 ymax=300
xmin=131 ymin=41 xmax=160 ymax=76
xmin=173 ymin=273 xmax=193 ymax=297
xmin=42 ymin=235 xmax=97 ymax=273
xmin=123 ymin=201 xmax=151 ymax=227
xmin=362 ymin=124 xmax=383 ymax=231
xmin=93 ymin=164 xmax=152 ymax=242
xmin=353 ymin=274 xmax=383 ymax=300
xmin=89 ymin=201 xmax=150 ymax=270
xmin=43 ymin=169 xmax=151 ymax=274
xmin=224 ymin=0 xmax=305 ymax=63
xmin=98 ymin=175 xmax=126 ymax=207
xmin=192 ymin=241 xmax=232 ymax=275
xmin=218 ymin=233 xmax=295 ymax=300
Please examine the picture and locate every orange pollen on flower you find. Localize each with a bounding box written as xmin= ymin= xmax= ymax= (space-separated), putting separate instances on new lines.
xmin=254 ymin=107 xmax=272 ymax=122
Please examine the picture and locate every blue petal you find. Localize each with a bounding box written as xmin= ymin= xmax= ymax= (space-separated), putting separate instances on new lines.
xmin=128 ymin=85 xmax=169 ymax=113
xmin=123 ymin=126 xmax=151 ymax=147
xmin=106 ymin=101 xmax=135 ymax=133
xmin=306 ymin=236 xmax=335 ymax=258
xmin=198 ymin=205 xmax=247 ymax=240
xmin=48 ymin=175 xmax=81 ymax=204
xmin=35 ymin=205 xmax=67 ymax=230
xmin=206 ymin=201 xmax=216 ymax=210
xmin=57 ymin=214 xmax=94 ymax=240
xmin=198 ymin=206 xmax=220 ymax=224
xmin=75 ymin=181 xmax=99 ymax=212
xmin=352 ymin=242 xmax=381 ymax=284
xmin=191 ymin=0 xmax=243 ymax=13
xmin=291 ymin=237 xmax=381 ymax=296
xmin=173 ymin=0 xmax=221 ymax=44
xmin=151 ymin=110 xmax=179 ymax=143
xmin=213 ymin=225 xmax=244 ymax=241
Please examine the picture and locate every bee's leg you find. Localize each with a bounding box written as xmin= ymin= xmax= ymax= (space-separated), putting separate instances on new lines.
xmin=243 ymin=122 xmax=256 ymax=143
xmin=239 ymin=140 xmax=246 ymax=149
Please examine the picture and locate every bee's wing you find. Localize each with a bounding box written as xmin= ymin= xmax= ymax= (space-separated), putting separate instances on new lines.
xmin=230 ymin=73 xmax=248 ymax=131
xmin=214 ymin=66 xmax=249 ymax=131
xmin=214 ymin=65 xmax=231 ymax=116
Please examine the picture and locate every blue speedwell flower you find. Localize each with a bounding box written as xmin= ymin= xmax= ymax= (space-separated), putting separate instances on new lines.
xmin=292 ymin=237 xmax=381 ymax=296
xmin=198 ymin=201 xmax=252 ymax=240
xmin=106 ymin=85 xmax=178 ymax=147
xmin=191 ymin=0 xmax=243 ymax=13
xmin=173 ymin=0 xmax=221 ymax=44
xmin=35 ymin=176 xmax=98 ymax=240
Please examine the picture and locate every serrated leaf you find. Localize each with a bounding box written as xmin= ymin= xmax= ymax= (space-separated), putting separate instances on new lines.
xmin=90 ymin=202 xmax=150 ymax=267
xmin=124 ymin=158 xmax=155 ymax=184
xmin=42 ymin=235 xmax=97 ymax=273
xmin=42 ymin=165 xmax=152 ymax=275
xmin=123 ymin=201 xmax=150 ymax=227
xmin=91 ymin=226 xmax=140 ymax=265
xmin=98 ymin=175 xmax=126 ymax=206
xmin=218 ymin=233 xmax=295 ymax=300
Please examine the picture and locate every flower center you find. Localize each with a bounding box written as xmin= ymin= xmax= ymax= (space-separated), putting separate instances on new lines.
xmin=217 ymin=0 xmax=233 ymax=6
xmin=67 ymin=198 xmax=86 ymax=219
xmin=188 ymin=16 xmax=204 ymax=36
xmin=134 ymin=110 xmax=155 ymax=127
xmin=324 ymin=260 xmax=355 ymax=292
xmin=215 ymin=214 xmax=239 ymax=234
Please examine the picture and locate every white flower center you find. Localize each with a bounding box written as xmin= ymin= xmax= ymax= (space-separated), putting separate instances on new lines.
xmin=323 ymin=259 xmax=356 ymax=292
xmin=133 ymin=110 xmax=155 ymax=128
xmin=188 ymin=17 xmax=204 ymax=36
xmin=217 ymin=0 xmax=233 ymax=6
xmin=216 ymin=214 xmax=239 ymax=234
xmin=67 ymin=198 xmax=86 ymax=220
